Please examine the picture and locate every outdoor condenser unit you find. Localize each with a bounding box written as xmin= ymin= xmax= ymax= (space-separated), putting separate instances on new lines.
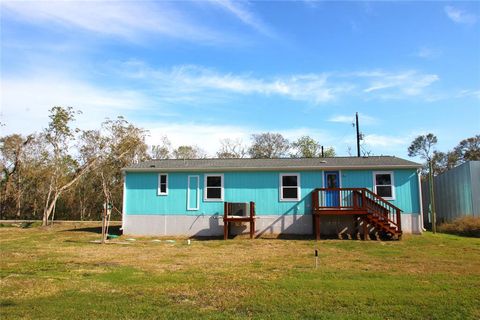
xmin=230 ymin=202 xmax=249 ymax=216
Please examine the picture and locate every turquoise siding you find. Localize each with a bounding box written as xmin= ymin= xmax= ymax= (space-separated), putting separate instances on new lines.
xmin=341 ymin=169 xmax=420 ymax=213
xmin=125 ymin=169 xmax=419 ymax=216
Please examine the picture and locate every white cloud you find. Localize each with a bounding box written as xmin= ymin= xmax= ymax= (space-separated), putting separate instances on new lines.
xmin=0 ymin=75 xmax=154 ymax=135
xmin=0 ymin=70 xmax=413 ymax=158
xmin=361 ymin=134 xmax=409 ymax=148
xmin=361 ymin=70 xmax=439 ymax=97
xmin=117 ymin=63 xmax=440 ymax=104
xmin=142 ymin=119 xmax=421 ymax=158
xmin=142 ymin=121 xmax=335 ymax=156
xmin=340 ymin=133 xmax=414 ymax=157
xmin=328 ymin=114 xmax=377 ymax=125
xmin=1 ymin=1 xmax=225 ymax=43
xmin=328 ymin=115 xmax=354 ymax=124
xmin=444 ymin=6 xmax=477 ymax=25
xmin=457 ymin=89 xmax=480 ymax=99
xmin=212 ymin=0 xmax=275 ymax=37
xmin=117 ymin=63 xmax=348 ymax=105
xmin=414 ymin=46 xmax=441 ymax=59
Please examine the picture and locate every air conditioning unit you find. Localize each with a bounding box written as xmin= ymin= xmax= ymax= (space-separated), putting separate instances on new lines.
xmin=230 ymin=202 xmax=248 ymax=217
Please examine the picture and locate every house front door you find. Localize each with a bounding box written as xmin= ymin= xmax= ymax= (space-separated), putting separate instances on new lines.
xmin=324 ymin=171 xmax=340 ymax=207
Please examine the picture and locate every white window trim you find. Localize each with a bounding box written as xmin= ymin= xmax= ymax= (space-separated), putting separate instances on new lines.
xmin=157 ymin=173 xmax=168 ymax=196
xmin=372 ymin=171 xmax=395 ymax=200
xmin=279 ymin=173 xmax=301 ymax=202
xmin=204 ymin=173 xmax=224 ymax=202
xmin=187 ymin=175 xmax=200 ymax=211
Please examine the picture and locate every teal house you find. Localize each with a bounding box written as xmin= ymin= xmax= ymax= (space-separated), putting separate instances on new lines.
xmin=122 ymin=156 xmax=423 ymax=238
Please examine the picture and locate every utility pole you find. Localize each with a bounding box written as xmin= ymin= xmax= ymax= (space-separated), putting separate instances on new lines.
xmin=356 ymin=112 xmax=361 ymax=157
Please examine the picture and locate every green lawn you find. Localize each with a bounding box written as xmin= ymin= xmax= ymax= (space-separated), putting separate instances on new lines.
xmin=1 ymin=223 xmax=479 ymax=319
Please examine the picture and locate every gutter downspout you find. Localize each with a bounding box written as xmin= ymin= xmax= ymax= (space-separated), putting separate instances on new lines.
xmin=417 ymin=169 xmax=426 ymax=232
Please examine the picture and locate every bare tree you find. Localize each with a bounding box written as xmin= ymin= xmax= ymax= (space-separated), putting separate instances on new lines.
xmin=408 ymin=133 xmax=437 ymax=162
xmin=290 ymin=136 xmax=321 ymax=158
xmin=216 ymin=138 xmax=247 ymax=158
xmin=289 ymin=136 xmax=336 ymax=158
xmin=172 ymin=145 xmax=206 ymax=159
xmin=430 ymin=151 xmax=458 ymax=175
xmin=0 ymin=134 xmax=33 ymax=218
xmin=41 ymin=106 xmax=99 ymax=226
xmin=151 ymin=136 xmax=172 ymax=159
xmin=248 ymin=133 xmax=289 ymax=158
xmin=454 ymin=135 xmax=480 ymax=162
xmin=408 ymin=133 xmax=438 ymax=233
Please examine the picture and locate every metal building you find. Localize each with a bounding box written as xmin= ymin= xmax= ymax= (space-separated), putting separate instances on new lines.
xmin=422 ymin=161 xmax=480 ymax=224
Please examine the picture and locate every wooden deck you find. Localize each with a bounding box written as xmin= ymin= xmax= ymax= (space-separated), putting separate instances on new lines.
xmin=312 ymin=188 xmax=402 ymax=240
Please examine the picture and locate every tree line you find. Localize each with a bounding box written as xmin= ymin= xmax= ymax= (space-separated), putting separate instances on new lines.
xmin=408 ymin=133 xmax=480 ymax=176
xmin=0 ymin=107 xmax=335 ymax=222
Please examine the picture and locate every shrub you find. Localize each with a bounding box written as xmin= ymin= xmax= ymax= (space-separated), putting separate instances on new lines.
xmin=438 ymin=216 xmax=480 ymax=237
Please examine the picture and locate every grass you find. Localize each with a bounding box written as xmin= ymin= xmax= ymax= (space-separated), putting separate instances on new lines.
xmin=1 ymin=223 xmax=479 ymax=319
xmin=438 ymin=216 xmax=480 ymax=238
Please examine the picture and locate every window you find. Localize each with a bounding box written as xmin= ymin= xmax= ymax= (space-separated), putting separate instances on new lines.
xmin=280 ymin=173 xmax=301 ymax=201
xmin=204 ymin=174 xmax=223 ymax=201
xmin=373 ymin=171 xmax=395 ymax=200
xmin=157 ymin=174 xmax=168 ymax=195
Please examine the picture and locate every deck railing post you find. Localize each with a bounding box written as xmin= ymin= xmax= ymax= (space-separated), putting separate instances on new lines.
xmin=396 ymin=208 xmax=402 ymax=232
xmin=312 ymin=189 xmax=319 ymax=211
xmin=361 ymin=189 xmax=366 ymax=210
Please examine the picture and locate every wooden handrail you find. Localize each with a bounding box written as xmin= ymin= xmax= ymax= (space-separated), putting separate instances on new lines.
xmin=312 ymin=187 xmax=402 ymax=233
xmin=313 ymin=188 xmax=403 ymax=212
xmin=361 ymin=188 xmax=403 ymax=212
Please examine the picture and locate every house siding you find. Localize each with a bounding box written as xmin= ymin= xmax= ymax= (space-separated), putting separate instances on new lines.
xmin=125 ymin=169 xmax=419 ymax=216
xmin=341 ymin=169 xmax=420 ymax=213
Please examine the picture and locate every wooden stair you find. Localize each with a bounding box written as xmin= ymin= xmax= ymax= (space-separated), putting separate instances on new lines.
xmin=312 ymin=187 xmax=403 ymax=240
xmin=361 ymin=195 xmax=402 ymax=240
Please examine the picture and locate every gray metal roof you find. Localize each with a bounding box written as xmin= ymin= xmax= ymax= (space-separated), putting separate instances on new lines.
xmin=123 ymin=156 xmax=421 ymax=172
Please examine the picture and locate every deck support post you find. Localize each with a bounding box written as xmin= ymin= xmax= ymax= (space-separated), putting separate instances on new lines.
xmin=223 ymin=202 xmax=229 ymax=240
xmin=354 ymin=215 xmax=359 ymax=240
xmin=249 ymin=201 xmax=255 ymax=239
xmin=363 ymin=219 xmax=368 ymax=240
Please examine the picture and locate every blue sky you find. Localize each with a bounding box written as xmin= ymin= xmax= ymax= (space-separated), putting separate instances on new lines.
xmin=1 ymin=1 xmax=479 ymax=159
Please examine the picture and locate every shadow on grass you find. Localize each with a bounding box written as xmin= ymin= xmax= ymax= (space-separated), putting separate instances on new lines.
xmin=189 ymin=234 xmax=334 ymax=241
xmin=63 ymin=225 xmax=122 ymax=236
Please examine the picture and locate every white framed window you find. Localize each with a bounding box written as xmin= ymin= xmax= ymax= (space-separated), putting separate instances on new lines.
xmin=279 ymin=173 xmax=301 ymax=201
xmin=157 ymin=173 xmax=168 ymax=196
xmin=373 ymin=171 xmax=395 ymax=200
xmin=204 ymin=174 xmax=224 ymax=201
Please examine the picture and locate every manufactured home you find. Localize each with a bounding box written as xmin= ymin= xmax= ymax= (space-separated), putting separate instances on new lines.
xmin=122 ymin=156 xmax=423 ymax=239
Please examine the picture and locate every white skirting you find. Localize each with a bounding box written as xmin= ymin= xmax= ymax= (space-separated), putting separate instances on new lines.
xmin=122 ymin=213 xmax=422 ymax=237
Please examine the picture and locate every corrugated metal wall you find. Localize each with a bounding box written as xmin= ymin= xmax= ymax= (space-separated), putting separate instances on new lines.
xmin=422 ymin=161 xmax=480 ymax=223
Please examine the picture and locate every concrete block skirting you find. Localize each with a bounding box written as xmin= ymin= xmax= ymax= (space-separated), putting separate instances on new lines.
xmin=123 ymin=213 xmax=422 ymax=237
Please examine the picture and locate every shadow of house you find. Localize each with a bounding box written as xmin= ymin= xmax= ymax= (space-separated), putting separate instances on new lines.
xmin=64 ymin=225 xmax=122 ymax=236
